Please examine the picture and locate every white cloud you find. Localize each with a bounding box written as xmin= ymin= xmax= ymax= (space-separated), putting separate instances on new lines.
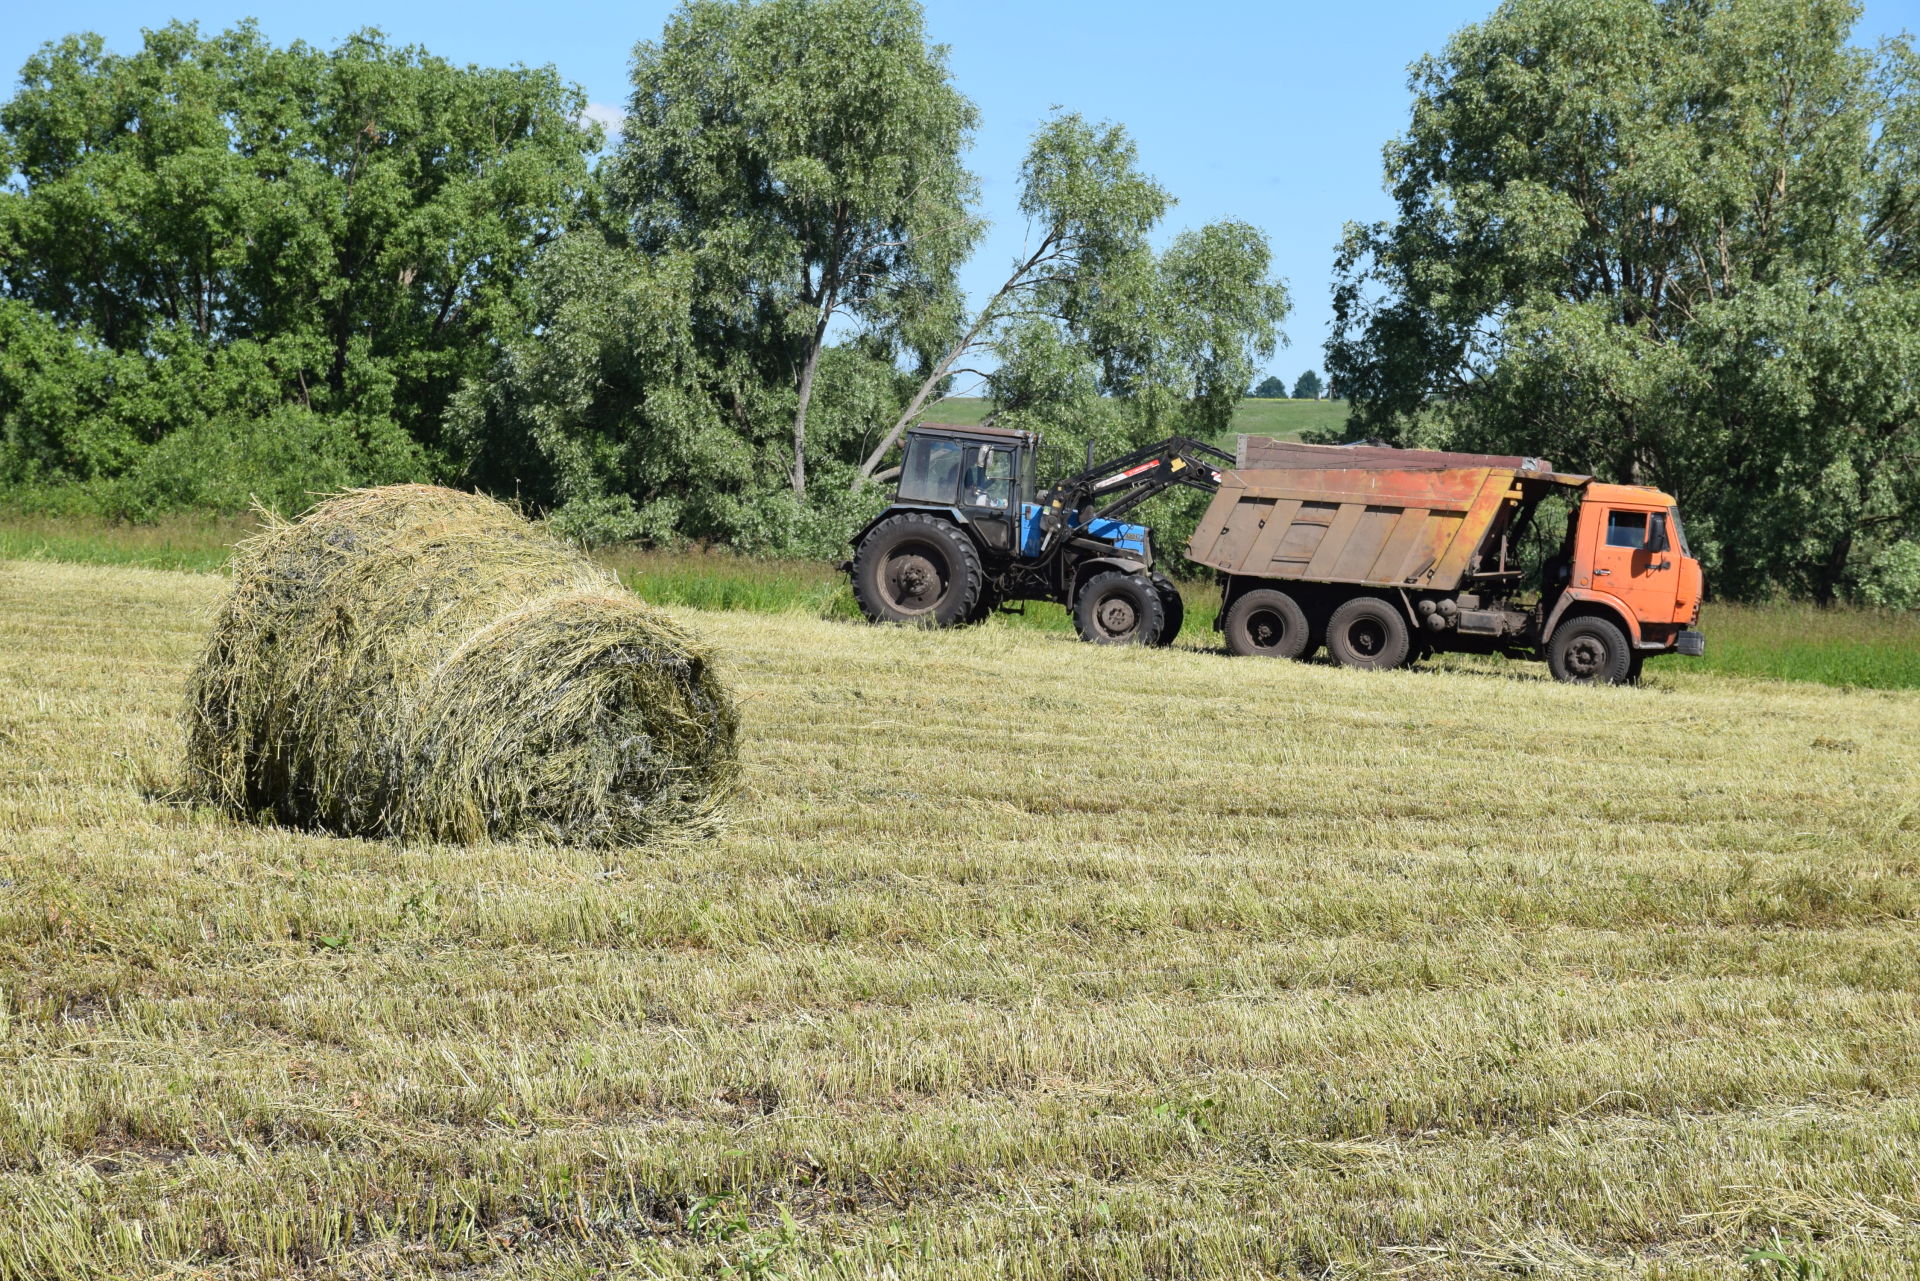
xmin=580 ymin=102 xmax=626 ymax=141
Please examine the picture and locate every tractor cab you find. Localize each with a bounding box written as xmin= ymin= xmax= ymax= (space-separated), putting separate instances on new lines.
xmin=892 ymin=424 xmax=1038 ymax=552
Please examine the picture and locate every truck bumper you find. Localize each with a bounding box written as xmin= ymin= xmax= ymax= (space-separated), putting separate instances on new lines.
xmin=1677 ymin=629 xmax=1706 ymax=657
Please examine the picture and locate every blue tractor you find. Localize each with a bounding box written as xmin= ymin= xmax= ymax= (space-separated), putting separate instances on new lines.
xmin=846 ymin=423 xmax=1233 ymax=644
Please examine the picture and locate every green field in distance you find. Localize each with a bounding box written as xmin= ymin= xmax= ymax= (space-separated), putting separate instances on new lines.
xmin=921 ymin=396 xmax=1353 ymax=443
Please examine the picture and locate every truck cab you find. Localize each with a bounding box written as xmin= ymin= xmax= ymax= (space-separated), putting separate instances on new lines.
xmin=1550 ymin=483 xmax=1706 ymax=660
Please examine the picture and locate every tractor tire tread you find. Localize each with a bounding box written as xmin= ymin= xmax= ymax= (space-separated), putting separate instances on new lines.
xmin=1149 ymin=573 xmax=1184 ymax=647
xmin=850 ymin=513 xmax=983 ymax=628
xmin=1073 ymin=570 xmax=1165 ymax=646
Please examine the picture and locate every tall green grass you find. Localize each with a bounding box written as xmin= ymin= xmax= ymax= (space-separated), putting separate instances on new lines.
xmin=1695 ymin=601 xmax=1920 ymax=689
xmin=4 ymin=511 xmax=1915 ymax=690
xmin=0 ymin=513 xmax=252 ymax=574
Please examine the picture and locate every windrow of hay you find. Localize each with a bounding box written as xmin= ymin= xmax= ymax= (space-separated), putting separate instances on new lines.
xmin=184 ymin=484 xmax=738 ymax=845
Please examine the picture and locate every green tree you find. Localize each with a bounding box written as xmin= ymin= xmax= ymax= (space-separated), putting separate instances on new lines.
xmin=860 ymin=114 xmax=1287 ymax=480
xmin=856 ymin=113 xmax=1171 ymax=480
xmin=608 ymin=0 xmax=978 ymax=501
xmin=446 ymin=232 xmax=899 ymax=554
xmin=1252 ymin=376 xmax=1287 ymax=398
xmin=1291 ymin=370 xmax=1322 ymax=400
xmin=1327 ymin=0 xmax=1920 ymax=602
xmin=0 ymin=22 xmax=597 ymax=503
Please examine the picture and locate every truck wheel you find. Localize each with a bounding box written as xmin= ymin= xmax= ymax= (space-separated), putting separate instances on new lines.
xmin=850 ymin=513 xmax=982 ymax=628
xmin=1074 ymin=571 xmax=1165 ymax=646
xmin=1326 ymin=596 xmax=1412 ymax=671
xmin=1223 ymin=588 xmax=1311 ymax=660
xmin=1548 ymin=616 xmax=1632 ymax=685
xmin=1149 ymin=573 xmax=1184 ymax=647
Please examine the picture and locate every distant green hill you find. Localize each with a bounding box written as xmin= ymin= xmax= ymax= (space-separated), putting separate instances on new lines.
xmin=1227 ymin=398 xmax=1352 ymax=443
xmin=918 ymin=397 xmax=1352 ymax=444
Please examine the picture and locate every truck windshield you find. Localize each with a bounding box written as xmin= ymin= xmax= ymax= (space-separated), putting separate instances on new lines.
xmin=1667 ymin=506 xmax=1691 ymax=556
xmin=898 ymin=437 xmax=965 ymax=505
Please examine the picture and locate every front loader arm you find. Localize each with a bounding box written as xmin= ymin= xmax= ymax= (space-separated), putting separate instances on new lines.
xmin=1056 ymin=436 xmax=1235 ymax=522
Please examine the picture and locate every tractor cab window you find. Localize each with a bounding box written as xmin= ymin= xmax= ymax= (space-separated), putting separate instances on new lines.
xmin=898 ymin=436 xmax=965 ymax=505
xmin=1605 ymin=510 xmax=1649 ymax=549
xmin=964 ymin=446 xmax=1015 ymax=510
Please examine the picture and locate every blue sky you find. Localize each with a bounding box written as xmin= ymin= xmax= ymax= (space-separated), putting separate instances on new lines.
xmin=6 ymin=0 xmax=1917 ymax=389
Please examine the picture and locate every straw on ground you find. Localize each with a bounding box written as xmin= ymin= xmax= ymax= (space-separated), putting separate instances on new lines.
xmin=2 ymin=556 xmax=1918 ymax=1278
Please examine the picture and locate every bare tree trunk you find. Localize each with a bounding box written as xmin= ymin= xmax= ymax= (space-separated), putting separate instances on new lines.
xmin=851 ymin=238 xmax=1061 ymax=492
xmin=790 ymin=298 xmax=836 ymax=501
xmin=791 ymin=339 xmax=821 ymax=499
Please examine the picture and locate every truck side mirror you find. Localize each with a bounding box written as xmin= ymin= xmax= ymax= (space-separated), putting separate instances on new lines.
xmin=1646 ymin=516 xmax=1670 ymax=554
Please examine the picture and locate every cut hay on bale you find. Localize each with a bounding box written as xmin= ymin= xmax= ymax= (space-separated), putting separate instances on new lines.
xmin=185 ymin=485 xmax=739 ymax=845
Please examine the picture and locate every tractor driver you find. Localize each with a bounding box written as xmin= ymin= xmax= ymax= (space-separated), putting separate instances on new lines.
xmin=964 ymin=449 xmax=1012 ymax=509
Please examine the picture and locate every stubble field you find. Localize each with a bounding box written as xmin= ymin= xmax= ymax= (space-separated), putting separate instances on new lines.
xmin=2 ymin=556 xmax=1919 ymax=1279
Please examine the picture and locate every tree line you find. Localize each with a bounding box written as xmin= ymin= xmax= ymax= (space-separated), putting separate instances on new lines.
xmin=1328 ymin=0 xmax=1919 ymax=606
xmin=0 ymin=2 xmax=1285 ymax=556
xmin=1251 ymin=372 xmax=1322 ymax=399
xmin=2 ymin=0 xmax=1917 ymax=604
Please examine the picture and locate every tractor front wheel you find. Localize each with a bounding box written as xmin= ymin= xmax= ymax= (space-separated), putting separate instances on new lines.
xmin=1074 ymin=571 xmax=1166 ymax=646
xmin=850 ymin=513 xmax=983 ymax=628
xmin=1149 ymin=573 xmax=1185 ymax=647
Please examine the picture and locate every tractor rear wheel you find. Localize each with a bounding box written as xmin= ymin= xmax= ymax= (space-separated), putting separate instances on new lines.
xmin=1326 ymin=596 xmax=1412 ymax=671
xmin=1073 ymin=570 xmax=1165 ymax=646
xmin=850 ymin=513 xmax=983 ymax=628
xmin=1224 ymin=588 xmax=1312 ymax=660
xmin=1149 ymin=573 xmax=1184 ymax=647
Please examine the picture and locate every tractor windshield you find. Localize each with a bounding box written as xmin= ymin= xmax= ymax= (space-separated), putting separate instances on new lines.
xmin=898 ymin=436 xmax=965 ymax=505
xmin=964 ymin=447 xmax=1016 ymax=509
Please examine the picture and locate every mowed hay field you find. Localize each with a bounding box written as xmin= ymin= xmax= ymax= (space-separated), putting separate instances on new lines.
xmin=3 ymin=559 xmax=1920 ymax=1279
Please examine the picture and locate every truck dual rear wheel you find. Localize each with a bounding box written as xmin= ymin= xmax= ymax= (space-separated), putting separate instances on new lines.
xmin=1224 ymin=588 xmax=1312 ymax=660
xmin=1326 ymin=596 xmax=1412 ymax=671
xmin=1074 ymin=571 xmax=1166 ymax=646
xmin=1548 ymin=616 xmax=1633 ymax=685
xmin=850 ymin=513 xmax=983 ymax=628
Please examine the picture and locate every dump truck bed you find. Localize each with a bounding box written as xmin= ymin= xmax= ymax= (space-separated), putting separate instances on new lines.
xmin=1187 ymin=439 xmax=1586 ymax=592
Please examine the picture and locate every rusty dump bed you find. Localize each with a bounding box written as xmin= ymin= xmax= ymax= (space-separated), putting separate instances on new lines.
xmin=1188 ymin=438 xmax=1588 ymax=592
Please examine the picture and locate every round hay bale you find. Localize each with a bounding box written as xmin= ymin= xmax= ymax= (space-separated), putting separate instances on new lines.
xmin=185 ymin=485 xmax=738 ymax=845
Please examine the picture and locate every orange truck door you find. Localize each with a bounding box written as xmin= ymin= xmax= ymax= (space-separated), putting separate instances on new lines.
xmin=1584 ymin=507 xmax=1679 ymax=629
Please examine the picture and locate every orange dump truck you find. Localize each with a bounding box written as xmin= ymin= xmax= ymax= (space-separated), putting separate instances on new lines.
xmin=1187 ymin=438 xmax=1705 ymax=684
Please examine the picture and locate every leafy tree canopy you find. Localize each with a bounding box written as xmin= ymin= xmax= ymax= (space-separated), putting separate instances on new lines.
xmin=1251 ymin=376 xmax=1287 ymax=398
xmin=1328 ymin=0 xmax=1920 ymax=603
xmin=866 ymin=113 xmax=1288 ymax=476
xmin=1291 ymin=370 xmax=1322 ymax=400
xmin=0 ymin=21 xmax=598 ymax=484
xmin=605 ymin=0 xmax=978 ymax=500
